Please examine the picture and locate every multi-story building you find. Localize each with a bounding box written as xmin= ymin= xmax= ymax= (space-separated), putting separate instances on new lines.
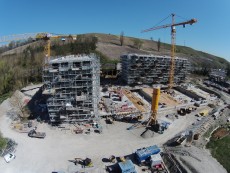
xmin=209 ymin=69 xmax=227 ymax=82
xmin=42 ymin=54 xmax=100 ymax=123
xmin=121 ymin=54 xmax=190 ymax=85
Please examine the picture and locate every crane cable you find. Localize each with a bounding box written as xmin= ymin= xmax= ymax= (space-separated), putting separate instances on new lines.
xmin=144 ymin=14 xmax=172 ymax=30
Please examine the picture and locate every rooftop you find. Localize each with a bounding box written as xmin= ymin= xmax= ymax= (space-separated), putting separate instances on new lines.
xmin=49 ymin=54 xmax=97 ymax=63
xmin=122 ymin=53 xmax=188 ymax=61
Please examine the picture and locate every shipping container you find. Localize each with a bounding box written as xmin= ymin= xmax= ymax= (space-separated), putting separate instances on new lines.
xmin=135 ymin=145 xmax=161 ymax=164
xmin=118 ymin=160 xmax=137 ymax=173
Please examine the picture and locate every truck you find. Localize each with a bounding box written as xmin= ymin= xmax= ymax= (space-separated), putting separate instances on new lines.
xmin=118 ymin=159 xmax=137 ymax=173
xmin=28 ymin=129 xmax=46 ymax=139
xmin=135 ymin=145 xmax=161 ymax=165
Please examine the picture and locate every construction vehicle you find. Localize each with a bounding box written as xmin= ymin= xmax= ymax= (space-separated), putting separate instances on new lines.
xmin=186 ymin=107 xmax=196 ymax=113
xmin=199 ymin=109 xmax=209 ymax=117
xmin=109 ymin=155 xmax=116 ymax=163
xmin=178 ymin=108 xmax=187 ymax=116
xmin=74 ymin=158 xmax=93 ymax=167
xmin=148 ymin=88 xmax=160 ymax=125
xmin=135 ymin=145 xmax=161 ymax=165
xmin=122 ymin=114 xmax=141 ymax=122
xmin=127 ymin=87 xmax=161 ymax=133
xmin=106 ymin=116 xmax=114 ymax=124
xmin=28 ymin=129 xmax=46 ymax=139
xmin=142 ymin=14 xmax=197 ymax=89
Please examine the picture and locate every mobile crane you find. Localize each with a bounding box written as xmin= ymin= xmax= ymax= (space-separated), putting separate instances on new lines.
xmin=127 ymin=87 xmax=161 ymax=132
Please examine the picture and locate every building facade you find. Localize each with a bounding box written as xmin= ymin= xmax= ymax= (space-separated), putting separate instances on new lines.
xmin=43 ymin=54 xmax=100 ymax=123
xmin=121 ymin=54 xmax=190 ymax=85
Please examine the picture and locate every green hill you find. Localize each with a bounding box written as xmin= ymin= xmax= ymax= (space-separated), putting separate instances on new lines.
xmin=0 ymin=33 xmax=229 ymax=100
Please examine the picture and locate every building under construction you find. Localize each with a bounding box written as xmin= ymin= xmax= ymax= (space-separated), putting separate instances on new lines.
xmin=121 ymin=54 xmax=190 ymax=85
xmin=42 ymin=54 xmax=100 ymax=123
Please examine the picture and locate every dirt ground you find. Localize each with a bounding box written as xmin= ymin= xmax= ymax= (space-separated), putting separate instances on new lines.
xmin=122 ymin=89 xmax=147 ymax=112
xmin=170 ymin=146 xmax=227 ymax=173
xmin=212 ymin=128 xmax=229 ymax=140
xmin=0 ymin=97 xmax=227 ymax=173
xmin=142 ymin=88 xmax=180 ymax=106
xmin=0 ymin=98 xmax=191 ymax=173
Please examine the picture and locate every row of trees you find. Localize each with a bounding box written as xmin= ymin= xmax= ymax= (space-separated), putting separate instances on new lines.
xmin=0 ymin=38 xmax=34 ymax=54
xmin=0 ymin=35 xmax=109 ymax=97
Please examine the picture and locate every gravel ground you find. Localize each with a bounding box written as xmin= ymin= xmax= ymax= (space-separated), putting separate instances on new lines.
xmin=174 ymin=146 xmax=227 ymax=173
xmin=0 ymin=96 xmax=228 ymax=173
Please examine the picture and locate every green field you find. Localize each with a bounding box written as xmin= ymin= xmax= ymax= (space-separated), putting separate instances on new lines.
xmin=206 ymin=135 xmax=230 ymax=173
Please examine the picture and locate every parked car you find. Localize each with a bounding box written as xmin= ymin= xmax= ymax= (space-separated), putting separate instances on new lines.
xmin=4 ymin=153 xmax=16 ymax=163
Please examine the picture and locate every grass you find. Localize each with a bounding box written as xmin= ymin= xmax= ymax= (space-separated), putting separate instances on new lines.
xmin=0 ymin=133 xmax=7 ymax=151
xmin=206 ymin=134 xmax=230 ymax=172
xmin=0 ymin=92 xmax=11 ymax=104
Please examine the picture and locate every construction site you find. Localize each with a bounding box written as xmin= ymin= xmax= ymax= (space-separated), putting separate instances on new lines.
xmin=0 ymin=11 xmax=230 ymax=173
xmin=1 ymin=78 xmax=229 ymax=173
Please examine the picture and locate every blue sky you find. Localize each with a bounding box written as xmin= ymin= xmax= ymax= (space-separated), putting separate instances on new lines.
xmin=0 ymin=0 xmax=230 ymax=61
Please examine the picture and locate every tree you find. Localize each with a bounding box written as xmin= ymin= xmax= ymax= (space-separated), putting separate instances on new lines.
xmin=133 ymin=38 xmax=143 ymax=49
xmin=8 ymin=41 xmax=16 ymax=50
xmin=157 ymin=38 xmax=161 ymax=52
xmin=120 ymin=31 xmax=124 ymax=46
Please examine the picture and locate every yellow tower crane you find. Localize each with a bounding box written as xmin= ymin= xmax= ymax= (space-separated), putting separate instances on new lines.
xmin=0 ymin=32 xmax=67 ymax=65
xmin=142 ymin=14 xmax=197 ymax=89
xmin=35 ymin=33 xmax=65 ymax=64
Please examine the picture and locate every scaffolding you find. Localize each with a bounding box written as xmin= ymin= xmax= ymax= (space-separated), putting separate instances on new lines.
xmin=121 ymin=54 xmax=190 ymax=85
xmin=42 ymin=54 xmax=100 ymax=123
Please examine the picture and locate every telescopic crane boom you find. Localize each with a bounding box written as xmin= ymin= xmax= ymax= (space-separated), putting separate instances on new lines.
xmin=142 ymin=14 xmax=197 ymax=89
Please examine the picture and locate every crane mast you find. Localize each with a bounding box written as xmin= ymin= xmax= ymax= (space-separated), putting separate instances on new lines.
xmin=170 ymin=14 xmax=176 ymax=89
xmin=142 ymin=14 xmax=197 ymax=89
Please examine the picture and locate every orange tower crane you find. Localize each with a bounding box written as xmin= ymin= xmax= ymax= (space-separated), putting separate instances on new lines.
xmin=142 ymin=14 xmax=197 ymax=89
